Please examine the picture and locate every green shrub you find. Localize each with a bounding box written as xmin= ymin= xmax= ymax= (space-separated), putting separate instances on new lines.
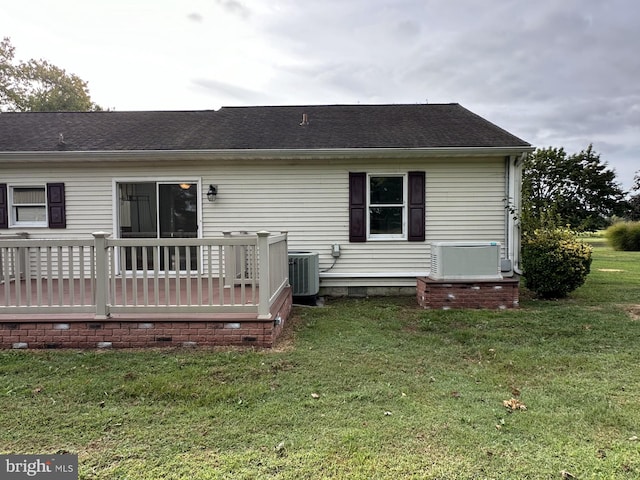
xmin=522 ymin=228 xmax=593 ymax=298
xmin=605 ymin=222 xmax=640 ymax=251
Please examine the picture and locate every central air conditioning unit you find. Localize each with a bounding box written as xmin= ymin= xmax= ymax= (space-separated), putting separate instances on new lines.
xmin=430 ymin=242 xmax=502 ymax=281
xmin=288 ymin=251 xmax=320 ymax=296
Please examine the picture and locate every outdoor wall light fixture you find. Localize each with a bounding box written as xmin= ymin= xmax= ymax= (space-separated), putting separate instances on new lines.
xmin=207 ymin=184 xmax=218 ymax=202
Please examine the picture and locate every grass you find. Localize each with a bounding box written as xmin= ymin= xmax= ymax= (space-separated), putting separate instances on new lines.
xmin=1 ymin=241 xmax=639 ymax=479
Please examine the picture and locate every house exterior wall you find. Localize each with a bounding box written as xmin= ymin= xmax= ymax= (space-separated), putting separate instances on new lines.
xmin=0 ymin=154 xmax=509 ymax=289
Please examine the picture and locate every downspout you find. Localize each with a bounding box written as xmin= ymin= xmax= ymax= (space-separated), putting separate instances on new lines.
xmin=508 ymin=153 xmax=526 ymax=275
xmin=504 ymin=156 xmax=511 ymax=265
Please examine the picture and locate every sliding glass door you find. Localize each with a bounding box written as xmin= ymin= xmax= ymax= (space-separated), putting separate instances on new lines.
xmin=118 ymin=182 xmax=198 ymax=271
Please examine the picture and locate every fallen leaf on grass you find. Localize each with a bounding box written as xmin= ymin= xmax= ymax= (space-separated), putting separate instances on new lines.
xmin=503 ymin=398 xmax=527 ymax=411
xmin=274 ymin=441 xmax=286 ymax=456
xmin=311 ymin=393 xmax=320 ymax=399
xmin=450 ymin=391 xmax=461 ymax=398
xmin=629 ymin=435 xmax=638 ymax=441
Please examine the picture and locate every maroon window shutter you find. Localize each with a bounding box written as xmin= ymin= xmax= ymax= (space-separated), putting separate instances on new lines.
xmin=0 ymin=184 xmax=7 ymax=229
xmin=47 ymin=183 xmax=66 ymax=229
xmin=349 ymin=172 xmax=367 ymax=242
xmin=408 ymin=171 xmax=425 ymax=242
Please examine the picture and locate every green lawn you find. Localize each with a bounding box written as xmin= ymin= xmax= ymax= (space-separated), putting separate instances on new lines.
xmin=1 ymin=242 xmax=639 ymax=479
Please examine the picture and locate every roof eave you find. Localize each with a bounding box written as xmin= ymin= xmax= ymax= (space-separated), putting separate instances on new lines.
xmin=0 ymin=146 xmax=534 ymax=163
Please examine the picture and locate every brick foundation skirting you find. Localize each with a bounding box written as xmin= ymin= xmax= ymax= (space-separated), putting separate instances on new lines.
xmin=0 ymin=289 xmax=292 ymax=350
xmin=417 ymin=276 xmax=519 ymax=310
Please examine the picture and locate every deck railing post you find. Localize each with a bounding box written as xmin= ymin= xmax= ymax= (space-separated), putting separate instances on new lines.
xmin=16 ymin=232 xmax=29 ymax=280
xmin=222 ymin=230 xmax=233 ymax=288
xmin=93 ymin=231 xmax=111 ymax=319
xmin=281 ymin=231 xmax=289 ymax=288
xmin=257 ymin=230 xmax=271 ymax=319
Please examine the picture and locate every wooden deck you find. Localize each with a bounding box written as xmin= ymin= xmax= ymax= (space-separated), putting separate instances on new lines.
xmin=0 ymin=278 xmax=293 ymax=349
xmin=0 ymin=231 xmax=293 ymax=348
xmin=0 ymin=277 xmax=261 ymax=322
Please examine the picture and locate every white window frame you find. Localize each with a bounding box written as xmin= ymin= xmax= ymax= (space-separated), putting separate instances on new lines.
xmin=9 ymin=185 xmax=48 ymax=228
xmin=367 ymin=173 xmax=407 ymax=241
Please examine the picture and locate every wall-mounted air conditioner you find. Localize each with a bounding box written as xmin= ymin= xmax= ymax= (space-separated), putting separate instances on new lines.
xmin=430 ymin=242 xmax=502 ymax=281
xmin=288 ymin=251 xmax=320 ymax=296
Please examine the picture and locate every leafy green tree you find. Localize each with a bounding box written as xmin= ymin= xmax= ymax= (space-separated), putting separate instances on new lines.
xmin=522 ymin=145 xmax=627 ymax=231
xmin=0 ymin=37 xmax=101 ymax=112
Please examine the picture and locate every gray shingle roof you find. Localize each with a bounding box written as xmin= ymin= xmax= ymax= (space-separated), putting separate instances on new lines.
xmin=0 ymin=104 xmax=530 ymax=152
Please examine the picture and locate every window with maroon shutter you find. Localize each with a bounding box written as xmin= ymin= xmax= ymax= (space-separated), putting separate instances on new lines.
xmin=349 ymin=172 xmax=366 ymax=242
xmin=47 ymin=183 xmax=66 ymax=228
xmin=0 ymin=184 xmax=7 ymax=229
xmin=408 ymin=171 xmax=425 ymax=242
xmin=349 ymin=171 xmax=425 ymax=242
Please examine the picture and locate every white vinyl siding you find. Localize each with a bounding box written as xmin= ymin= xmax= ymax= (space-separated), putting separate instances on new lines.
xmin=425 ymin=160 xmax=506 ymax=242
xmin=0 ymin=155 xmax=507 ymax=287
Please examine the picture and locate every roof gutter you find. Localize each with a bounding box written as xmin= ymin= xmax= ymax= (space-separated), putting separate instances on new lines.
xmin=0 ymin=146 xmax=535 ymax=163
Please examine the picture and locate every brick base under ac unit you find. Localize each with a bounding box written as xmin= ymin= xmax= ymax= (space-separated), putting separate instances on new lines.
xmin=416 ymin=276 xmax=520 ymax=310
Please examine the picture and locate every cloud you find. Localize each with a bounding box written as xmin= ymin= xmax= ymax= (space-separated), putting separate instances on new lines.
xmin=214 ymin=0 xmax=250 ymax=19
xmin=392 ymin=20 xmax=421 ymax=39
xmin=187 ymin=12 xmax=204 ymax=23
xmin=191 ymin=78 xmax=265 ymax=104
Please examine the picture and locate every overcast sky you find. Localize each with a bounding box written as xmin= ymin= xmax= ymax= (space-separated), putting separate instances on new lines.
xmin=2 ymin=0 xmax=638 ymax=190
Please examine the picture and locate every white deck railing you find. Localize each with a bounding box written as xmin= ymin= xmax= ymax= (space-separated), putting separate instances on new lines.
xmin=0 ymin=231 xmax=289 ymax=319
